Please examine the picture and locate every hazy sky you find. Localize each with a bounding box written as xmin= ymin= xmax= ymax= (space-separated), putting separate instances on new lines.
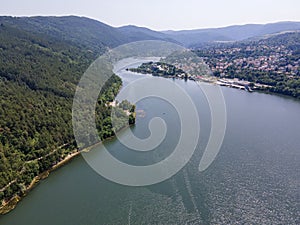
xmin=0 ymin=0 xmax=299 ymax=30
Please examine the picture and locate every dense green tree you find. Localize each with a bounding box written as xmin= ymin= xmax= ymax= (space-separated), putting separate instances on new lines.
xmin=0 ymin=23 xmax=135 ymax=204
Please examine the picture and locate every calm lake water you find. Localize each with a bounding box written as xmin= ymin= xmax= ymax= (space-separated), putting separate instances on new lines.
xmin=1 ymin=63 xmax=299 ymax=224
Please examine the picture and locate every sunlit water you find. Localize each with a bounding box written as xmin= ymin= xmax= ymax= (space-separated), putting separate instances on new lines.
xmin=1 ymin=64 xmax=299 ymax=225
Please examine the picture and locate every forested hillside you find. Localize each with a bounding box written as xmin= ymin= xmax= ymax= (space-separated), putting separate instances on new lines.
xmin=0 ymin=16 xmax=122 ymax=52
xmin=1 ymin=15 xmax=300 ymax=213
xmin=0 ymin=20 xmax=131 ymax=209
xmin=164 ymin=21 xmax=300 ymax=47
xmin=0 ymin=16 xmax=176 ymax=51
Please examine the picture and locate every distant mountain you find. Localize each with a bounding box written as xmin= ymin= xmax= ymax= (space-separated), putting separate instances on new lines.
xmin=163 ymin=21 xmax=300 ymax=47
xmin=163 ymin=30 xmax=233 ymax=47
xmin=117 ymin=25 xmax=177 ymax=43
xmin=255 ymin=31 xmax=300 ymax=51
xmin=0 ymin=16 xmax=128 ymax=53
xmin=2 ymin=16 xmax=299 ymax=50
xmin=0 ymin=16 xmax=177 ymax=54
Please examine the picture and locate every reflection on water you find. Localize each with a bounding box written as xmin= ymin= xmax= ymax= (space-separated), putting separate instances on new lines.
xmin=1 ymin=68 xmax=299 ymax=225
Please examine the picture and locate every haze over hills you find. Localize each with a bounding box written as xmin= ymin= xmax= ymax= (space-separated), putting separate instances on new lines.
xmin=163 ymin=21 xmax=300 ymax=47
xmin=0 ymin=16 xmax=125 ymax=54
xmin=117 ymin=25 xmax=177 ymax=44
xmin=0 ymin=16 xmax=175 ymax=52
xmin=1 ymin=16 xmax=300 ymax=49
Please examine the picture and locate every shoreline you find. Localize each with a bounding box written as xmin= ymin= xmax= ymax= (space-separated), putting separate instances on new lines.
xmin=0 ymin=150 xmax=80 ymax=215
xmin=0 ymin=123 xmax=135 ymax=215
xmin=129 ymin=66 xmax=300 ymax=100
xmin=0 ymin=68 xmax=137 ymax=215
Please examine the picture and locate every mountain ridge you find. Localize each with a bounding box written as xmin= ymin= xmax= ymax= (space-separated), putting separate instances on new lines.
xmin=162 ymin=21 xmax=300 ymax=47
xmin=1 ymin=16 xmax=300 ymax=49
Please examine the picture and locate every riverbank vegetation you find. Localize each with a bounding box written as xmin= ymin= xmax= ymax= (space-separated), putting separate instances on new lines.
xmin=129 ymin=61 xmax=187 ymax=78
xmin=0 ymin=22 xmax=135 ymax=211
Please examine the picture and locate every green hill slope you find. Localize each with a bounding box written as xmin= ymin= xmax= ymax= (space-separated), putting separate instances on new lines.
xmin=0 ymin=21 xmax=125 ymax=209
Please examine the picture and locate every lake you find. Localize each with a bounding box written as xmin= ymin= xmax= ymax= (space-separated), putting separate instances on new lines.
xmin=0 ymin=62 xmax=299 ymax=224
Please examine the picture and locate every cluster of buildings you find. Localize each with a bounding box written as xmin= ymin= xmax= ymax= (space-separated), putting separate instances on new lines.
xmin=201 ymin=44 xmax=299 ymax=77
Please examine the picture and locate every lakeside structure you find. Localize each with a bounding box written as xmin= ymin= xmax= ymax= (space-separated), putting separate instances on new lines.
xmin=128 ymin=61 xmax=269 ymax=92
